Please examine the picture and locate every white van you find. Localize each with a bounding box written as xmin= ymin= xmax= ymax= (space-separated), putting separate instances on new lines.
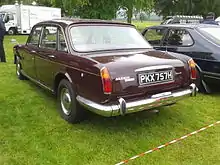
xmin=0 ymin=3 xmax=61 ymax=35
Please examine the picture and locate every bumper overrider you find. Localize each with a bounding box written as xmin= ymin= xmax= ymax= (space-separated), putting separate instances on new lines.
xmin=76 ymin=83 xmax=198 ymax=117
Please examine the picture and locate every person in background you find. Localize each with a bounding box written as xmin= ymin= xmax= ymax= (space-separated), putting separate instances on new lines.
xmin=202 ymin=12 xmax=219 ymax=25
xmin=0 ymin=16 xmax=6 ymax=62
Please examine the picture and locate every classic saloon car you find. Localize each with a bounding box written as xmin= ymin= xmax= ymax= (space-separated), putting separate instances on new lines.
xmin=14 ymin=19 xmax=197 ymax=123
xmin=142 ymin=24 xmax=220 ymax=93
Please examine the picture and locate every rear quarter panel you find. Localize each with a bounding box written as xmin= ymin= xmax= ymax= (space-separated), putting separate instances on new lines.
xmin=55 ymin=54 xmax=109 ymax=104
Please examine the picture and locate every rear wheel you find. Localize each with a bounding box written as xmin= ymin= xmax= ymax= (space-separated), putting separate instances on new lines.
xmin=57 ymin=79 xmax=86 ymax=123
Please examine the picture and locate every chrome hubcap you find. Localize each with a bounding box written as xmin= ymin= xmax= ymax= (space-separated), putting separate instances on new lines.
xmin=16 ymin=63 xmax=20 ymax=76
xmin=60 ymin=88 xmax=72 ymax=115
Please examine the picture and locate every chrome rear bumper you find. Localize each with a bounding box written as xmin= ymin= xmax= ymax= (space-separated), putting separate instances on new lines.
xmin=76 ymin=83 xmax=198 ymax=117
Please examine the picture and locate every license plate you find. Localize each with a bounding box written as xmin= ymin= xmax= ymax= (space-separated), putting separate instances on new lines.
xmin=138 ymin=70 xmax=174 ymax=86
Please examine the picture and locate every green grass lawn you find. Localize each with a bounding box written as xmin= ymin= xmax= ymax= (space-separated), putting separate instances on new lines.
xmin=132 ymin=21 xmax=161 ymax=31
xmin=0 ymin=33 xmax=220 ymax=165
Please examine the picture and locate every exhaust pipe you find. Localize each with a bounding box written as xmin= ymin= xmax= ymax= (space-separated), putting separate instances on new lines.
xmin=119 ymin=98 xmax=126 ymax=115
xmin=117 ymin=83 xmax=197 ymax=116
xmin=190 ymin=83 xmax=198 ymax=96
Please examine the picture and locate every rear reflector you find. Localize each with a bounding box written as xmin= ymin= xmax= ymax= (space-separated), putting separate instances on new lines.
xmin=100 ymin=67 xmax=112 ymax=94
xmin=188 ymin=59 xmax=196 ymax=79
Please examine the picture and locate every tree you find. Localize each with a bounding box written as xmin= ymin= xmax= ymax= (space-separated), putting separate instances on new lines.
xmin=0 ymin=0 xmax=155 ymax=22
xmin=37 ymin=0 xmax=53 ymax=6
xmin=119 ymin=0 xmax=154 ymax=23
xmin=194 ymin=0 xmax=220 ymax=17
xmin=73 ymin=0 xmax=118 ymax=19
xmin=60 ymin=0 xmax=88 ymax=16
xmin=139 ymin=12 xmax=146 ymax=22
xmin=154 ymin=0 xmax=220 ymax=19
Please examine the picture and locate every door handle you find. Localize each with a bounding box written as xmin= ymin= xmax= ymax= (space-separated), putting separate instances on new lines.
xmin=48 ymin=55 xmax=55 ymax=58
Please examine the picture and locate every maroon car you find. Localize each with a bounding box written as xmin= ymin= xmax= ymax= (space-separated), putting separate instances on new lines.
xmin=14 ymin=19 xmax=198 ymax=123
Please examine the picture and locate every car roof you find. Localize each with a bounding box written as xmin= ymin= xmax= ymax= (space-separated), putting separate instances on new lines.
xmin=150 ymin=23 xmax=219 ymax=29
xmin=36 ymin=18 xmax=134 ymax=27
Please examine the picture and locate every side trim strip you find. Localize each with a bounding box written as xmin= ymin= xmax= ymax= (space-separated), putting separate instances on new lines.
xmin=203 ymin=71 xmax=220 ymax=77
xmin=204 ymin=75 xmax=220 ymax=80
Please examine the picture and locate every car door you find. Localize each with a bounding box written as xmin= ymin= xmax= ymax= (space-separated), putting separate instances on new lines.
xmin=22 ymin=26 xmax=42 ymax=79
xmin=34 ymin=25 xmax=59 ymax=89
xmin=142 ymin=27 xmax=168 ymax=50
xmin=35 ymin=25 xmax=69 ymax=90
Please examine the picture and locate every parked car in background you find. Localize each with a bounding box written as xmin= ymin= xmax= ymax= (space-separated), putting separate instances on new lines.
xmin=142 ymin=24 xmax=220 ymax=93
xmin=13 ymin=19 xmax=197 ymax=123
xmin=161 ymin=15 xmax=204 ymax=25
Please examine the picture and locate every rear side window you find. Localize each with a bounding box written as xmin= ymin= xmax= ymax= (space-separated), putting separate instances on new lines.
xmin=27 ymin=26 xmax=42 ymax=46
xmin=57 ymin=28 xmax=68 ymax=52
xmin=144 ymin=28 xmax=166 ymax=46
xmin=40 ymin=26 xmax=58 ymax=50
xmin=164 ymin=29 xmax=194 ymax=46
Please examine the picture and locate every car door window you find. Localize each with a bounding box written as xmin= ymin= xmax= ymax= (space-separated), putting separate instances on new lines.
xmin=57 ymin=28 xmax=68 ymax=52
xmin=164 ymin=29 xmax=194 ymax=46
xmin=27 ymin=26 xmax=42 ymax=47
xmin=40 ymin=26 xmax=58 ymax=50
xmin=144 ymin=28 xmax=166 ymax=46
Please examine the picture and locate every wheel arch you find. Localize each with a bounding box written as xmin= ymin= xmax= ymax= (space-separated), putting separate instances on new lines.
xmin=8 ymin=27 xmax=17 ymax=35
xmin=54 ymin=72 xmax=74 ymax=96
xmin=194 ymin=63 xmax=211 ymax=93
xmin=195 ymin=63 xmax=202 ymax=73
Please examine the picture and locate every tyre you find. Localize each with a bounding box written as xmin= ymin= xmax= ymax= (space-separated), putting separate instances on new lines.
xmin=8 ymin=28 xmax=16 ymax=35
xmin=57 ymin=79 xmax=85 ymax=123
xmin=16 ymin=58 xmax=26 ymax=80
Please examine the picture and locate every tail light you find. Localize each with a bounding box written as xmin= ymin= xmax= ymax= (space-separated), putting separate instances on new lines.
xmin=188 ymin=59 xmax=196 ymax=79
xmin=100 ymin=67 xmax=112 ymax=94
